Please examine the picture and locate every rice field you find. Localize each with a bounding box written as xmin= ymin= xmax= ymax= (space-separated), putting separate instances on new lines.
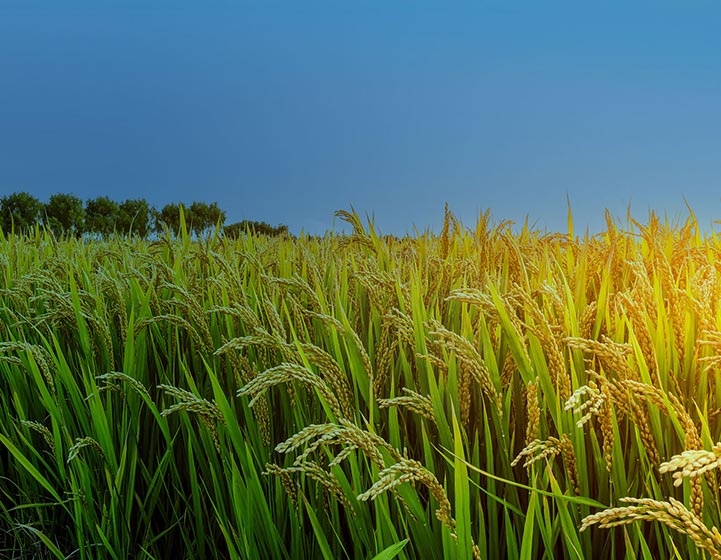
xmin=3 ymin=207 xmax=721 ymax=559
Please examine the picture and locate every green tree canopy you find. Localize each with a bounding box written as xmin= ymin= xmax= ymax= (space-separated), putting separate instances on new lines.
xmin=85 ymin=196 xmax=119 ymax=237
xmin=155 ymin=201 xmax=226 ymax=237
xmin=224 ymin=220 xmax=289 ymax=239
xmin=0 ymin=192 xmax=236 ymax=239
xmin=117 ymin=198 xmax=151 ymax=238
xmin=155 ymin=202 xmax=182 ymax=235
xmin=0 ymin=192 xmax=44 ymax=234
xmin=188 ymin=201 xmax=226 ymax=236
xmin=206 ymin=202 xmax=226 ymax=232
xmin=44 ymin=193 xmax=84 ymax=237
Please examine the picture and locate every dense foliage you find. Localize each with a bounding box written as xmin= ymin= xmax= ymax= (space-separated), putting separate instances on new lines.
xmin=2 ymin=208 xmax=721 ymax=559
xmin=0 ymin=191 xmax=289 ymax=239
xmin=223 ymin=220 xmax=290 ymax=239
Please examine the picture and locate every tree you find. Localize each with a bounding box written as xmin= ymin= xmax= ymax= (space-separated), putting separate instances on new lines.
xmin=155 ymin=202 xmax=226 ymax=237
xmin=206 ymin=202 xmax=226 ymax=232
xmin=223 ymin=221 xmax=246 ymax=239
xmin=85 ymin=196 xmax=119 ymax=238
xmin=187 ymin=202 xmax=208 ymax=236
xmin=188 ymin=201 xmax=226 ymax=236
xmin=44 ymin=193 xmax=84 ymax=237
xmin=117 ymin=198 xmax=151 ymax=238
xmin=155 ymin=203 xmax=182 ymax=235
xmin=0 ymin=192 xmax=43 ymax=234
xmin=224 ymin=220 xmax=289 ymax=239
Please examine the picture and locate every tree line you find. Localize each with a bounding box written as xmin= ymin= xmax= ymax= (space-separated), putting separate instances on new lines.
xmin=0 ymin=192 xmax=289 ymax=238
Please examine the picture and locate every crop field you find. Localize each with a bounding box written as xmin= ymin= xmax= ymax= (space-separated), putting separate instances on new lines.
xmin=3 ymin=208 xmax=721 ymax=559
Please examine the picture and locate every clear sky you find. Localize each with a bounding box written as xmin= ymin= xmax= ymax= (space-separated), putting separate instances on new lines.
xmin=1 ymin=1 xmax=720 ymax=236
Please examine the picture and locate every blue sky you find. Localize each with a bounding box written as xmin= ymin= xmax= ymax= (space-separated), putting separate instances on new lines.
xmin=1 ymin=2 xmax=720 ymax=235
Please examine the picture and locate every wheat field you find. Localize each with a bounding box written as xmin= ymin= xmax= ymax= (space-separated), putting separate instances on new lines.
xmin=2 ymin=207 xmax=721 ymax=558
